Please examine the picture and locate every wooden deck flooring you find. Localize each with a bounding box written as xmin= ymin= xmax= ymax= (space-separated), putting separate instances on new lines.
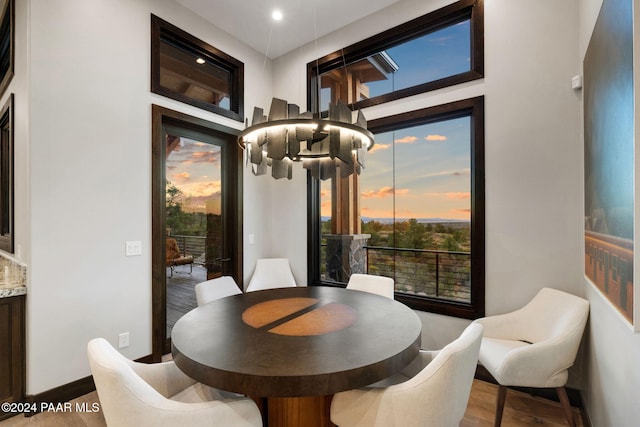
xmin=0 ymin=380 xmax=584 ymax=426
xmin=166 ymin=264 xmax=206 ymax=337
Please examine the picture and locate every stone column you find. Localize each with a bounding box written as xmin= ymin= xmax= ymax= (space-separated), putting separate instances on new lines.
xmin=325 ymin=234 xmax=370 ymax=283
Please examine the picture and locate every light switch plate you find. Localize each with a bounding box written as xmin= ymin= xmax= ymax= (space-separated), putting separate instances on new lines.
xmin=125 ymin=241 xmax=142 ymax=256
xmin=571 ymin=74 xmax=582 ymax=90
xmin=118 ymin=332 xmax=130 ymax=349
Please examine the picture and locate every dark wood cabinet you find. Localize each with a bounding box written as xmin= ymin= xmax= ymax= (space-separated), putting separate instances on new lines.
xmin=0 ymin=294 xmax=25 ymax=421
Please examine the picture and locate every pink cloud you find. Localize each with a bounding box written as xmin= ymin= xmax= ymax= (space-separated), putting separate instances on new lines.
xmin=172 ymin=172 xmax=191 ymax=183
xmin=191 ymin=151 xmax=220 ymax=163
xmin=424 ymin=191 xmax=471 ymax=200
xmin=395 ymin=136 xmax=418 ymax=144
xmin=362 ymin=187 xmax=409 ymax=199
xmin=425 ymin=134 xmax=447 ymax=141
xmin=369 ymin=143 xmax=391 ymax=153
xmin=445 ymin=192 xmax=471 ymax=200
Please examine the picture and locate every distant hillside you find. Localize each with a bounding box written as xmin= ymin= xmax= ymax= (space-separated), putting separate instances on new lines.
xmin=322 ymin=216 xmax=470 ymax=225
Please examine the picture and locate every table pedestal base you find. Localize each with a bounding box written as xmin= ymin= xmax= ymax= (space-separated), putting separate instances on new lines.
xmin=265 ymin=395 xmax=336 ymax=427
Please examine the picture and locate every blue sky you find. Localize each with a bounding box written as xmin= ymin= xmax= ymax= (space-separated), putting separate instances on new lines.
xmin=321 ymin=19 xmax=472 ymax=221
xmin=362 ymin=117 xmax=470 ymax=220
xmin=366 ymin=20 xmax=470 ymax=96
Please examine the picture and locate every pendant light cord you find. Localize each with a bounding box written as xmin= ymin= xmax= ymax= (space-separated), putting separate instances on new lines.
xmin=313 ymin=0 xmax=322 ymax=115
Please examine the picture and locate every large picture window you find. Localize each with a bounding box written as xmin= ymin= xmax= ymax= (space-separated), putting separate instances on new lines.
xmin=309 ymin=98 xmax=484 ymax=319
xmin=308 ymin=0 xmax=483 ymax=112
xmin=151 ymin=15 xmax=244 ymax=122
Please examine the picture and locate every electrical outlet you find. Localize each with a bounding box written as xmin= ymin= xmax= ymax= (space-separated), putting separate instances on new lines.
xmin=118 ymin=332 xmax=130 ymax=349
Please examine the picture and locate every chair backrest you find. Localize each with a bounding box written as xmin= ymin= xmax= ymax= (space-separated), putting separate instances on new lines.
xmin=195 ymin=276 xmax=242 ymax=306
xmin=246 ymin=258 xmax=297 ymax=292
xmin=87 ymin=338 xmax=181 ymax=427
xmin=404 ymin=323 xmax=483 ymax=426
xmin=88 ymin=338 xmax=262 ymax=427
xmin=346 ymin=274 xmax=394 ymax=299
xmin=166 ymin=237 xmax=181 ymax=260
xmin=515 ymin=287 xmax=589 ymax=346
xmin=332 ymin=323 xmax=482 ymax=427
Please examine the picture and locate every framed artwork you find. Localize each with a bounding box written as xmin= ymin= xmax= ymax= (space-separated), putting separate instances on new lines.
xmin=584 ymin=0 xmax=634 ymax=324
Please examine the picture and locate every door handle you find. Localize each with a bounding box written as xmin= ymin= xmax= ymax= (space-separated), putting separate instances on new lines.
xmin=215 ymin=258 xmax=232 ymax=262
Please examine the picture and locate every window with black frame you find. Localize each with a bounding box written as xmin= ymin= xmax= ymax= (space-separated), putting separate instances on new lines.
xmin=307 ymin=0 xmax=485 ymax=319
xmin=310 ymin=98 xmax=484 ymax=319
xmin=151 ymin=15 xmax=244 ymax=122
xmin=307 ymin=0 xmax=483 ymax=113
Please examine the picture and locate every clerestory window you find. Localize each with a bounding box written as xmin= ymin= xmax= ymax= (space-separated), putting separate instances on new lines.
xmin=308 ymin=0 xmax=483 ymax=112
xmin=151 ymin=15 xmax=244 ymax=122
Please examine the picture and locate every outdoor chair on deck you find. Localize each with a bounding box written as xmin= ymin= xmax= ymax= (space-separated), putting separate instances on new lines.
xmin=166 ymin=237 xmax=194 ymax=278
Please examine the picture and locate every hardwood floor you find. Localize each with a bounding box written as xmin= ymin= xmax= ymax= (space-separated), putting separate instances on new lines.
xmin=461 ymin=380 xmax=584 ymax=427
xmin=0 ymin=380 xmax=584 ymax=426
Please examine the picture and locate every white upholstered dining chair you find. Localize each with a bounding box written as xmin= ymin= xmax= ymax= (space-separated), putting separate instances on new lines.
xmin=473 ymin=287 xmax=589 ymax=427
xmin=346 ymin=273 xmax=394 ymax=299
xmin=246 ymin=258 xmax=297 ymax=292
xmin=330 ymin=323 xmax=483 ymax=427
xmin=87 ymin=338 xmax=262 ymax=427
xmin=195 ymin=276 xmax=242 ymax=306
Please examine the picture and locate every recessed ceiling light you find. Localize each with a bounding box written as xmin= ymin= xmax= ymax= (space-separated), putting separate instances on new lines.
xmin=272 ymin=10 xmax=283 ymax=21
xmin=195 ymin=57 xmax=206 ymax=64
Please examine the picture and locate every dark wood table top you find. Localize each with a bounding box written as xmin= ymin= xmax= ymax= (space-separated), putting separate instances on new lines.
xmin=171 ymin=286 xmax=422 ymax=397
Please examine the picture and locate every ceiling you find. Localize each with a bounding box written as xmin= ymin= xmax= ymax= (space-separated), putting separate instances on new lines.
xmin=176 ymin=0 xmax=403 ymax=59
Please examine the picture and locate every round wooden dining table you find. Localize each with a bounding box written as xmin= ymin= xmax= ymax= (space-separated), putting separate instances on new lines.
xmin=171 ymin=286 xmax=422 ymax=427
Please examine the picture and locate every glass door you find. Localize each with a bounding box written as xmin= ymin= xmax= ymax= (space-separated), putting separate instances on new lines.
xmin=165 ymin=130 xmax=228 ymax=339
xmin=154 ymin=116 xmax=241 ymax=354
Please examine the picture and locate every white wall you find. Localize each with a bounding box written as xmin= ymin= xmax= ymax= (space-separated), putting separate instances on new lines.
xmin=578 ymin=0 xmax=640 ymax=425
xmin=26 ymin=0 xmax=272 ymax=394
xmin=272 ymin=0 xmax=583 ymax=350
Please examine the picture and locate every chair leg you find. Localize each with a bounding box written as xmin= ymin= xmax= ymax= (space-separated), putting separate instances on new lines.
xmin=556 ymin=387 xmax=576 ymax=427
xmin=494 ymin=385 xmax=507 ymax=427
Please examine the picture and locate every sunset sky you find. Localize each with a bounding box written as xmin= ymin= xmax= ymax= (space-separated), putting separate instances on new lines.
xmin=321 ymin=19 xmax=472 ymax=222
xmin=321 ymin=116 xmax=471 ymax=221
xmin=166 ymin=138 xmax=222 ymax=214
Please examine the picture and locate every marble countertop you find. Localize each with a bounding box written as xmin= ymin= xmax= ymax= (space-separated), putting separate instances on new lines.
xmin=0 ymin=284 xmax=26 ymax=298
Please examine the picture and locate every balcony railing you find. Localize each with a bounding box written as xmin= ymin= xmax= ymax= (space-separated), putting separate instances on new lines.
xmin=320 ymin=243 xmax=471 ymax=303
xmin=365 ymin=246 xmax=471 ymax=303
